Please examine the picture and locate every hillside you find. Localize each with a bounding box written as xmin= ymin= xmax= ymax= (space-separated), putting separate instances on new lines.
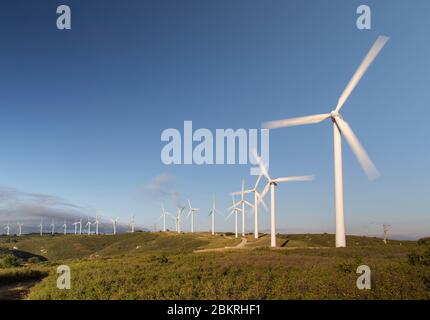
xmin=1 ymin=232 xmax=429 ymax=300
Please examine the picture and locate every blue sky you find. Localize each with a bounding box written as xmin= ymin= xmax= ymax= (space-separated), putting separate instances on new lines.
xmin=0 ymin=0 xmax=429 ymax=238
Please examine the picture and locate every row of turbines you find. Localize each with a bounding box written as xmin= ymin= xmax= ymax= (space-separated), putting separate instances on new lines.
xmin=157 ymin=35 xmax=389 ymax=248
xmin=1 ymin=215 xmax=136 ymax=236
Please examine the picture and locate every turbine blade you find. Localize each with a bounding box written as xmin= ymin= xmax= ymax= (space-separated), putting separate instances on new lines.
xmin=334 ymin=117 xmax=379 ymax=180
xmin=335 ymin=35 xmax=389 ymax=112
xmin=262 ymin=114 xmax=331 ymax=129
xmin=251 ymin=149 xmax=271 ymax=181
xmin=256 ymin=192 xmax=268 ymax=211
xmin=260 ymin=183 xmax=270 ymax=201
xmin=244 ymin=200 xmax=254 ymax=208
xmin=254 ymin=174 xmax=262 ymax=190
xmin=273 ymin=175 xmax=314 ymax=183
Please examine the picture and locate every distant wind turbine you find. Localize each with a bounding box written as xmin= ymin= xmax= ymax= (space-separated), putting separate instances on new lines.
xmin=208 ymin=197 xmax=219 ymax=236
xmin=63 ymin=221 xmax=67 ymax=235
xmin=232 ymin=180 xmax=254 ymax=236
xmin=226 ymin=195 xmax=242 ymax=238
xmin=232 ymin=175 xmax=267 ymax=239
xmin=39 ymin=220 xmax=43 ymax=236
xmin=129 ymin=215 xmax=135 ymax=233
xmin=4 ymin=222 xmax=10 ymax=236
xmin=17 ymin=222 xmax=23 ymax=236
xmin=86 ymin=218 xmax=92 ymax=235
xmin=51 ymin=220 xmax=55 ymax=235
xmin=110 ymin=218 xmax=118 ymax=235
xmin=254 ymin=151 xmax=313 ymax=247
xmin=72 ymin=221 xmax=78 ymax=235
xmin=187 ymin=200 xmax=199 ymax=233
xmin=95 ymin=216 xmax=100 ymax=235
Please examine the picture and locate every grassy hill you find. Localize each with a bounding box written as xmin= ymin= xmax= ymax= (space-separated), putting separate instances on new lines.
xmin=1 ymin=232 xmax=429 ymax=300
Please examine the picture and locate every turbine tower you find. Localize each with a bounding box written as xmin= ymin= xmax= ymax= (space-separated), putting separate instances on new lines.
xmin=175 ymin=206 xmax=185 ymax=233
xmin=129 ymin=215 xmax=135 ymax=233
xmin=86 ymin=218 xmax=92 ymax=235
xmin=72 ymin=221 xmax=78 ymax=235
xmin=63 ymin=221 xmax=67 ymax=235
xmin=78 ymin=218 xmax=83 ymax=235
xmin=187 ymin=200 xmax=199 ymax=233
xmin=95 ymin=216 xmax=100 ymax=235
xmin=383 ymin=224 xmax=390 ymax=244
xmin=39 ymin=220 xmax=43 ymax=236
xmin=208 ymin=197 xmax=219 ymax=236
xmin=226 ymin=195 xmax=242 ymax=238
xmin=50 ymin=220 xmax=55 ymax=235
xmin=110 ymin=218 xmax=118 ymax=235
xmin=262 ymin=36 xmax=388 ymax=248
xmin=17 ymin=222 xmax=23 ymax=236
xmin=254 ymin=151 xmax=313 ymax=247
xmin=160 ymin=205 xmax=169 ymax=232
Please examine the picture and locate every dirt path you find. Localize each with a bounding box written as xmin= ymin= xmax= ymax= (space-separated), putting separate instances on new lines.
xmin=0 ymin=280 xmax=40 ymax=300
xmin=194 ymin=237 xmax=247 ymax=253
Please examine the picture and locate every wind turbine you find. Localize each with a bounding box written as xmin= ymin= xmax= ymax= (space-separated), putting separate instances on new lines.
xmin=262 ymin=36 xmax=388 ymax=248
xmin=86 ymin=218 xmax=92 ymax=235
xmin=187 ymin=200 xmax=199 ymax=233
xmin=63 ymin=221 xmax=67 ymax=235
xmin=175 ymin=206 xmax=185 ymax=233
xmin=226 ymin=195 xmax=242 ymax=238
xmin=78 ymin=218 xmax=83 ymax=235
xmin=129 ymin=215 xmax=135 ymax=233
xmin=95 ymin=216 xmax=100 ymax=235
xmin=50 ymin=220 xmax=55 ymax=235
xmin=159 ymin=205 xmax=169 ymax=232
xmin=208 ymin=197 xmax=219 ymax=235
xmin=72 ymin=221 xmax=78 ymax=235
xmin=383 ymin=224 xmax=390 ymax=244
xmin=232 ymin=180 xmax=254 ymax=236
xmin=39 ymin=219 xmax=43 ymax=236
xmin=254 ymin=151 xmax=313 ymax=248
xmin=4 ymin=222 xmax=10 ymax=236
xmin=17 ymin=222 xmax=23 ymax=236
xmin=110 ymin=218 xmax=118 ymax=235
xmin=232 ymin=175 xmax=267 ymax=239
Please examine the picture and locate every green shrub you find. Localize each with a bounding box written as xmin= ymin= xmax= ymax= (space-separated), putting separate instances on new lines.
xmin=28 ymin=257 xmax=41 ymax=264
xmin=408 ymin=249 xmax=430 ymax=266
xmin=0 ymin=255 xmax=23 ymax=268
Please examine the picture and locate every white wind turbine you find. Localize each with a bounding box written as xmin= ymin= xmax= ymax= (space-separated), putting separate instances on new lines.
xmin=17 ymin=222 xmax=23 ymax=236
xmin=187 ymin=200 xmax=199 ymax=233
xmin=4 ymin=222 xmax=10 ymax=236
xmin=86 ymin=218 xmax=92 ymax=235
xmin=95 ymin=216 xmax=100 ymax=235
xmin=129 ymin=215 xmax=135 ymax=233
xmin=226 ymin=195 xmax=242 ymax=238
xmin=232 ymin=175 xmax=267 ymax=239
xmin=262 ymin=36 xmax=388 ymax=248
xmin=208 ymin=197 xmax=219 ymax=235
xmin=232 ymin=180 xmax=254 ymax=236
xmin=63 ymin=221 xmax=67 ymax=235
xmin=110 ymin=218 xmax=118 ymax=235
xmin=78 ymin=218 xmax=83 ymax=235
xmin=159 ymin=205 xmax=169 ymax=232
xmin=72 ymin=221 xmax=78 ymax=235
xmin=175 ymin=206 xmax=185 ymax=233
xmin=50 ymin=220 xmax=55 ymax=235
xmin=39 ymin=220 xmax=43 ymax=236
xmin=254 ymin=151 xmax=313 ymax=248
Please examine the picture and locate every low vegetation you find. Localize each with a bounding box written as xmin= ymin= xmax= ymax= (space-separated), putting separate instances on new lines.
xmin=0 ymin=232 xmax=429 ymax=300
